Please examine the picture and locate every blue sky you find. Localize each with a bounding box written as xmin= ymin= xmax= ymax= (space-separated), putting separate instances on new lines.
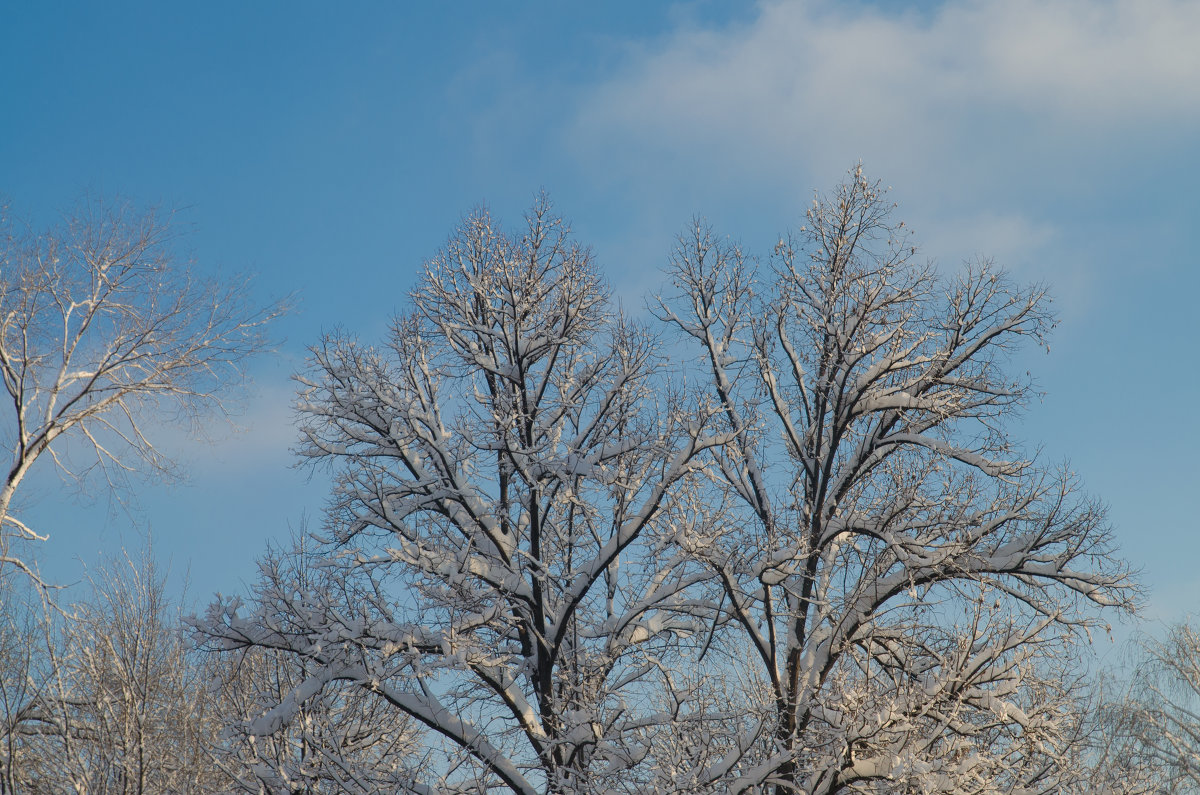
xmin=3 ymin=0 xmax=1199 ymax=638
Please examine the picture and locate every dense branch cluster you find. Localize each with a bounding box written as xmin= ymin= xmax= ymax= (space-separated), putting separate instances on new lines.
xmin=202 ymin=196 xmax=733 ymax=794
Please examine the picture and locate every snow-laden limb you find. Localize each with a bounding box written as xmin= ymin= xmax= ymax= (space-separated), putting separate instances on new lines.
xmin=658 ymin=167 xmax=1137 ymax=794
xmin=198 ymin=198 xmax=731 ymax=793
xmin=198 ymin=540 xmax=434 ymax=794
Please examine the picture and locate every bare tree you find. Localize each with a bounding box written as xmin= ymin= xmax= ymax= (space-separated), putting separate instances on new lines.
xmin=656 ymin=167 xmax=1137 ymax=793
xmin=198 ymin=198 xmax=729 ymax=793
xmin=2 ymin=539 xmax=425 ymax=795
xmin=0 ymin=547 xmax=229 ymax=795
xmin=1104 ymin=620 xmax=1200 ymax=793
xmin=0 ymin=198 xmax=282 ymax=583
xmin=0 ymin=568 xmax=50 ymax=794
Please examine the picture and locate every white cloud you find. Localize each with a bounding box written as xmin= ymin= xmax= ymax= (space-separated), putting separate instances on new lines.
xmin=569 ymin=0 xmax=1200 ymax=281
xmin=138 ymin=372 xmax=301 ymax=479
xmin=578 ymin=0 xmax=1200 ymax=158
xmin=917 ymin=209 xmax=1054 ymax=268
xmin=950 ymin=0 xmax=1200 ymax=121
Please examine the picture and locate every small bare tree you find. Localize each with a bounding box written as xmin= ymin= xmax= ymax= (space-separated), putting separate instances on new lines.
xmin=0 ymin=198 xmax=282 ymax=582
xmin=0 ymin=548 xmax=229 ymax=795
xmin=0 ymin=568 xmax=49 ymax=794
xmin=1105 ymin=621 xmax=1200 ymax=793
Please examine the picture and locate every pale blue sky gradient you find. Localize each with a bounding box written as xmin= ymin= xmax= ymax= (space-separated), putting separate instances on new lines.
xmin=3 ymin=1 xmax=1198 ymax=638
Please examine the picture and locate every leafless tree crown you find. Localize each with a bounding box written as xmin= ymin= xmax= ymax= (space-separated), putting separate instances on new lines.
xmin=0 ymin=198 xmax=283 ymax=583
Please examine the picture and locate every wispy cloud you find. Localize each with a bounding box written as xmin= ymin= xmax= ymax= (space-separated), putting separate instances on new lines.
xmin=137 ymin=373 xmax=301 ymax=480
xmin=569 ymin=0 xmax=1200 ymax=289
xmin=576 ymin=0 xmax=1200 ymax=165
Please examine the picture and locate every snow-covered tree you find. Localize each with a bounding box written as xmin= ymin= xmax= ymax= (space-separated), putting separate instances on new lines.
xmin=199 ymin=199 xmax=729 ymax=793
xmin=655 ymin=168 xmax=1137 ymax=794
xmin=0 ymin=198 xmax=282 ymax=584
xmin=198 ymin=174 xmax=1136 ymax=794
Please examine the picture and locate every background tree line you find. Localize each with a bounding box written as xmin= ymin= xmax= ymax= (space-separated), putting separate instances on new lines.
xmin=0 ymin=175 xmax=1197 ymax=793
